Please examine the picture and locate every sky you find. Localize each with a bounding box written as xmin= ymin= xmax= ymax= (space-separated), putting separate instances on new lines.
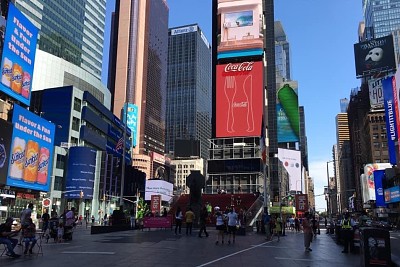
xmin=103 ymin=0 xmax=364 ymax=212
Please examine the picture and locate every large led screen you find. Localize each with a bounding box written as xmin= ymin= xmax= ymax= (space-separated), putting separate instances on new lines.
xmin=277 ymin=81 xmax=300 ymax=143
xmin=278 ymin=148 xmax=301 ymax=192
xmin=145 ymin=179 xmax=173 ymax=202
xmin=7 ymin=104 xmax=55 ymax=191
xmin=217 ymin=0 xmax=263 ymax=59
xmin=123 ymin=103 xmax=138 ymax=148
xmin=216 ymin=61 xmax=263 ymax=138
xmin=0 ymin=119 xmax=13 ymax=185
xmin=354 ymin=35 xmax=396 ymax=77
xmin=65 ymin=147 xmax=97 ymax=199
xmin=0 ymin=3 xmax=38 ymax=106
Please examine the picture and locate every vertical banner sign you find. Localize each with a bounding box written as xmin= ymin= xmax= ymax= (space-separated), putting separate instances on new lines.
xmin=7 ymin=104 xmax=55 ymax=191
xmin=277 ymin=81 xmax=300 ymax=143
xmin=0 ymin=3 xmax=39 ymax=106
xmin=0 ymin=119 xmax=13 ymax=185
xmin=65 ymin=147 xmax=97 ymax=199
xmin=216 ymin=61 xmax=263 ymax=138
xmin=373 ymin=170 xmax=386 ymax=207
xmin=123 ymin=103 xmax=138 ymax=148
xmin=368 ymin=77 xmax=385 ymax=109
xmin=151 ymin=195 xmax=161 ymax=214
xmin=295 ymin=194 xmax=308 ymax=212
xmin=382 ymin=76 xmax=398 ymax=165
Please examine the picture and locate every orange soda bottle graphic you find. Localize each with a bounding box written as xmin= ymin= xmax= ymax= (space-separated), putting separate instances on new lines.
xmin=37 ymin=147 xmax=49 ymax=185
xmin=23 ymin=140 xmax=39 ymax=183
xmin=9 ymin=137 xmax=26 ymax=179
xmin=11 ymin=63 xmax=22 ymax=94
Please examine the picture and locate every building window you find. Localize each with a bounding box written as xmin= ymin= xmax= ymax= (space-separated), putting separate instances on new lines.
xmin=56 ymin=154 xmax=65 ymax=169
xmin=54 ymin=176 xmax=63 ymax=191
xmin=74 ymin=97 xmax=81 ymax=112
xmin=72 ymin=117 xmax=80 ymax=131
xmin=71 ymin=137 xmax=79 ymax=145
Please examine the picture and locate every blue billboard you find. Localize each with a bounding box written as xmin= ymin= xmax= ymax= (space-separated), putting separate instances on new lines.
xmin=382 ymin=76 xmax=398 ymax=165
xmin=384 ymin=185 xmax=400 ymax=204
xmin=0 ymin=3 xmax=38 ymax=106
xmin=65 ymin=147 xmax=96 ymax=199
xmin=373 ymin=170 xmax=386 ymax=207
xmin=0 ymin=119 xmax=13 ymax=185
xmin=123 ymin=103 xmax=138 ymax=148
xmin=7 ymin=104 xmax=55 ymax=191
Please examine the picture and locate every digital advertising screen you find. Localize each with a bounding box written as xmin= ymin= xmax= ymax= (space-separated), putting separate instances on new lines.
xmin=217 ymin=0 xmax=263 ymax=59
xmin=277 ymin=81 xmax=300 ymax=143
xmin=278 ymin=148 xmax=301 ymax=192
xmin=65 ymin=146 xmax=97 ymax=199
xmin=145 ymin=179 xmax=173 ymax=202
xmin=0 ymin=119 xmax=13 ymax=185
xmin=216 ymin=61 xmax=263 ymax=138
xmin=384 ymin=186 xmax=400 ymax=204
xmin=354 ymin=35 xmax=396 ymax=77
xmin=123 ymin=103 xmax=138 ymax=148
xmin=0 ymin=3 xmax=38 ymax=106
xmin=382 ymin=76 xmax=398 ymax=165
xmin=7 ymin=104 xmax=55 ymax=191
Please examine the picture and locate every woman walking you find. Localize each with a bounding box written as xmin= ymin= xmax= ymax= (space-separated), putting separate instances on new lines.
xmin=302 ymin=212 xmax=313 ymax=252
xmin=175 ymin=207 xmax=183 ymax=235
xmin=215 ymin=207 xmax=226 ymax=245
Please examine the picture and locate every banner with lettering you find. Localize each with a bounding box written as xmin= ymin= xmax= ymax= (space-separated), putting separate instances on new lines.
xmin=382 ymin=76 xmax=398 ymax=165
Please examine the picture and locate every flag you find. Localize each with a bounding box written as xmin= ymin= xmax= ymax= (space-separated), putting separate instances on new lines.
xmin=116 ymin=137 xmax=124 ymax=152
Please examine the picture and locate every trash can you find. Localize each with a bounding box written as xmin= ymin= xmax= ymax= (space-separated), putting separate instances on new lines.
xmin=360 ymin=227 xmax=391 ymax=267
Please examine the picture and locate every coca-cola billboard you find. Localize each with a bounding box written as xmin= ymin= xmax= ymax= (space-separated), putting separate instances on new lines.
xmin=216 ymin=61 xmax=263 ymax=137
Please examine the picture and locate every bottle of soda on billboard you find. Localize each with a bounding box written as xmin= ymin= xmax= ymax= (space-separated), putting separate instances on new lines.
xmin=23 ymin=140 xmax=39 ymax=183
xmin=9 ymin=137 xmax=26 ymax=179
xmin=37 ymin=147 xmax=49 ymax=185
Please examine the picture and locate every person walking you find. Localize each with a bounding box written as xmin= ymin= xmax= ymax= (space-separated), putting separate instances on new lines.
xmin=226 ymin=207 xmax=238 ymax=244
xmin=273 ymin=216 xmax=282 ymax=242
xmin=262 ymin=208 xmax=271 ymax=240
xmin=295 ymin=217 xmax=300 ymax=232
xmin=175 ymin=207 xmax=183 ymax=235
xmin=185 ymin=208 xmax=195 ymax=235
xmin=215 ymin=207 xmax=226 ymax=245
xmin=198 ymin=206 xmax=209 ymax=238
xmin=302 ymin=212 xmax=313 ymax=252
xmin=341 ymin=213 xmax=354 ymax=253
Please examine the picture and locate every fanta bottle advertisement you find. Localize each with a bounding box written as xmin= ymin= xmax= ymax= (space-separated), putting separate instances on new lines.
xmin=7 ymin=104 xmax=55 ymax=191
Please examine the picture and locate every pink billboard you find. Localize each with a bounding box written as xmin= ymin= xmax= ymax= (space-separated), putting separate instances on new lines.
xmin=216 ymin=61 xmax=263 ymax=137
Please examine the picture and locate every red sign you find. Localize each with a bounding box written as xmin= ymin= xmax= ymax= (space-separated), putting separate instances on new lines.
xmin=216 ymin=61 xmax=263 ymax=137
xmin=151 ymin=195 xmax=161 ymax=214
xmin=143 ymin=216 xmax=172 ymax=228
xmin=295 ymin=194 xmax=308 ymax=212
xmin=16 ymin=192 xmax=35 ymax=199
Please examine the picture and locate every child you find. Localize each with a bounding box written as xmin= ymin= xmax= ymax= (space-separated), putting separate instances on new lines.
xmin=57 ymin=222 xmax=64 ymax=243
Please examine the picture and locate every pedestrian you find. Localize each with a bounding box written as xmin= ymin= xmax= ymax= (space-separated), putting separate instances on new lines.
xmin=324 ymin=217 xmax=328 ymax=229
xmin=198 ymin=206 xmax=209 ymax=238
xmin=215 ymin=207 xmax=226 ymax=245
xmin=289 ymin=216 xmax=295 ymax=230
xmin=273 ymin=216 xmax=282 ymax=242
xmin=57 ymin=222 xmax=64 ymax=243
xmin=91 ymin=215 xmax=95 ymax=225
xmin=302 ymin=212 xmax=313 ymax=252
xmin=312 ymin=215 xmax=318 ymax=237
xmin=226 ymin=207 xmax=238 ymax=244
xmin=175 ymin=206 xmax=183 ymax=235
xmin=262 ymin=208 xmax=271 ymax=240
xmin=41 ymin=209 xmax=50 ymax=234
xmin=185 ymin=208 xmax=195 ymax=235
xmin=341 ymin=213 xmax=354 ymax=253
xmin=130 ymin=208 xmax=135 ymax=228
xmin=22 ymin=218 xmax=37 ymax=255
xmin=295 ymin=217 xmax=300 ymax=232
xmin=0 ymin=217 xmax=21 ymax=258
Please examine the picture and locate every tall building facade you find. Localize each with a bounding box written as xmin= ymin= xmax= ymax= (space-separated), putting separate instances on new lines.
xmin=299 ymin=106 xmax=308 ymax=171
xmin=275 ymin=21 xmax=290 ymax=81
xmin=166 ymin=24 xmax=212 ymax=162
xmin=14 ymin=0 xmax=106 ymax=80
xmin=110 ymin=0 xmax=169 ymax=178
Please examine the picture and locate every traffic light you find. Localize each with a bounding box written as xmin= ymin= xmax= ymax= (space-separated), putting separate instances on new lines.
xmin=288 ymin=195 xmax=293 ymax=201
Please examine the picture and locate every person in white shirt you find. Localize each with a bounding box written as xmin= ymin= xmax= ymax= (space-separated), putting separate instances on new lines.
xmin=215 ymin=207 xmax=226 ymax=245
xmin=226 ymin=207 xmax=238 ymax=244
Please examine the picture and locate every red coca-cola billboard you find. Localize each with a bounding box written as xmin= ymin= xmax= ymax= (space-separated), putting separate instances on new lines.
xmin=216 ymin=61 xmax=263 ymax=137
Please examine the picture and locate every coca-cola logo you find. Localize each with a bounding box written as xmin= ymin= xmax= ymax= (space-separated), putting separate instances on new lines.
xmin=11 ymin=151 xmax=24 ymax=164
xmin=224 ymin=62 xmax=254 ymax=73
xmin=25 ymin=153 xmax=38 ymax=167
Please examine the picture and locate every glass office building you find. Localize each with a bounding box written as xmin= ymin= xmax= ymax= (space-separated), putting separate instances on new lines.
xmin=166 ymin=24 xmax=212 ymax=161
xmin=14 ymin=0 xmax=106 ymax=80
xmin=363 ymin=0 xmax=400 ymax=39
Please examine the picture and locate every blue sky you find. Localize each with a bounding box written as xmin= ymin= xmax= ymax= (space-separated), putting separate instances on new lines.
xmin=103 ymin=0 xmax=363 ymax=212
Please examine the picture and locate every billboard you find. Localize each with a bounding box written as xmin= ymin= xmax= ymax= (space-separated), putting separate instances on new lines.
xmin=123 ymin=103 xmax=138 ymax=148
xmin=151 ymin=195 xmax=161 ymax=214
xmin=363 ymin=163 xmax=391 ymax=202
xmin=277 ymin=81 xmax=300 ymax=143
xmin=354 ymin=35 xmax=396 ymax=77
xmin=382 ymin=76 xmax=398 ymax=165
xmin=0 ymin=3 xmax=38 ymax=106
xmin=0 ymin=119 xmax=12 ymax=185
xmin=216 ymin=61 xmax=263 ymax=137
xmin=217 ymin=0 xmax=263 ymax=59
xmin=368 ymin=77 xmax=385 ymax=109
xmin=7 ymin=104 xmax=55 ymax=191
xmin=295 ymin=194 xmax=308 ymax=212
xmin=373 ymin=170 xmax=386 ymax=207
xmin=145 ymin=179 xmax=173 ymax=202
xmin=277 ymin=148 xmax=301 ymax=192
xmin=65 ymin=147 xmax=97 ymax=199
xmin=384 ymin=186 xmax=400 ymax=204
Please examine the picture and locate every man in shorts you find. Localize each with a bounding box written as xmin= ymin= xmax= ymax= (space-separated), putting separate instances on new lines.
xmin=226 ymin=207 xmax=238 ymax=244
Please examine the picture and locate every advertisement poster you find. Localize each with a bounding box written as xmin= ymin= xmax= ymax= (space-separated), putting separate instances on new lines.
xmin=7 ymin=104 xmax=55 ymax=191
xmin=354 ymin=35 xmax=396 ymax=77
xmin=277 ymin=81 xmax=300 ymax=143
xmin=0 ymin=119 xmax=12 ymax=185
xmin=216 ymin=61 xmax=263 ymax=138
xmin=277 ymin=148 xmax=301 ymax=192
xmin=65 ymin=147 xmax=97 ymax=199
xmin=145 ymin=179 xmax=173 ymax=202
xmin=0 ymin=3 xmax=39 ymax=106
xmin=295 ymin=194 xmax=308 ymax=212
xmin=382 ymin=76 xmax=398 ymax=165
xmin=363 ymin=163 xmax=391 ymax=201
xmin=123 ymin=103 xmax=138 ymax=148
xmin=384 ymin=186 xmax=400 ymax=204
xmin=151 ymin=195 xmax=161 ymax=215
xmin=373 ymin=170 xmax=386 ymax=207
xmin=368 ymin=77 xmax=385 ymax=109
xmin=217 ymin=0 xmax=263 ymax=59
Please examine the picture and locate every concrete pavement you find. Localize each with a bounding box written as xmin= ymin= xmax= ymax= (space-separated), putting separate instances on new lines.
xmin=0 ymin=226 xmax=370 ymax=267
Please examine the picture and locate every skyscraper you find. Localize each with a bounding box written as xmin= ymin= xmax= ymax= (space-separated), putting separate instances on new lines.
xmin=14 ymin=0 xmax=106 ymax=80
xmin=166 ymin=24 xmax=212 ymax=161
xmin=275 ymin=21 xmax=290 ymax=81
xmin=110 ymin=0 xmax=169 ymax=178
xmin=363 ymin=0 xmax=400 ymax=39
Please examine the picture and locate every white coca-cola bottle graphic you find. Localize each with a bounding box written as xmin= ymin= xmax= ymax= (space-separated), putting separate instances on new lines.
xmin=224 ymin=75 xmax=236 ymax=133
xmin=243 ymin=75 xmax=254 ymax=132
